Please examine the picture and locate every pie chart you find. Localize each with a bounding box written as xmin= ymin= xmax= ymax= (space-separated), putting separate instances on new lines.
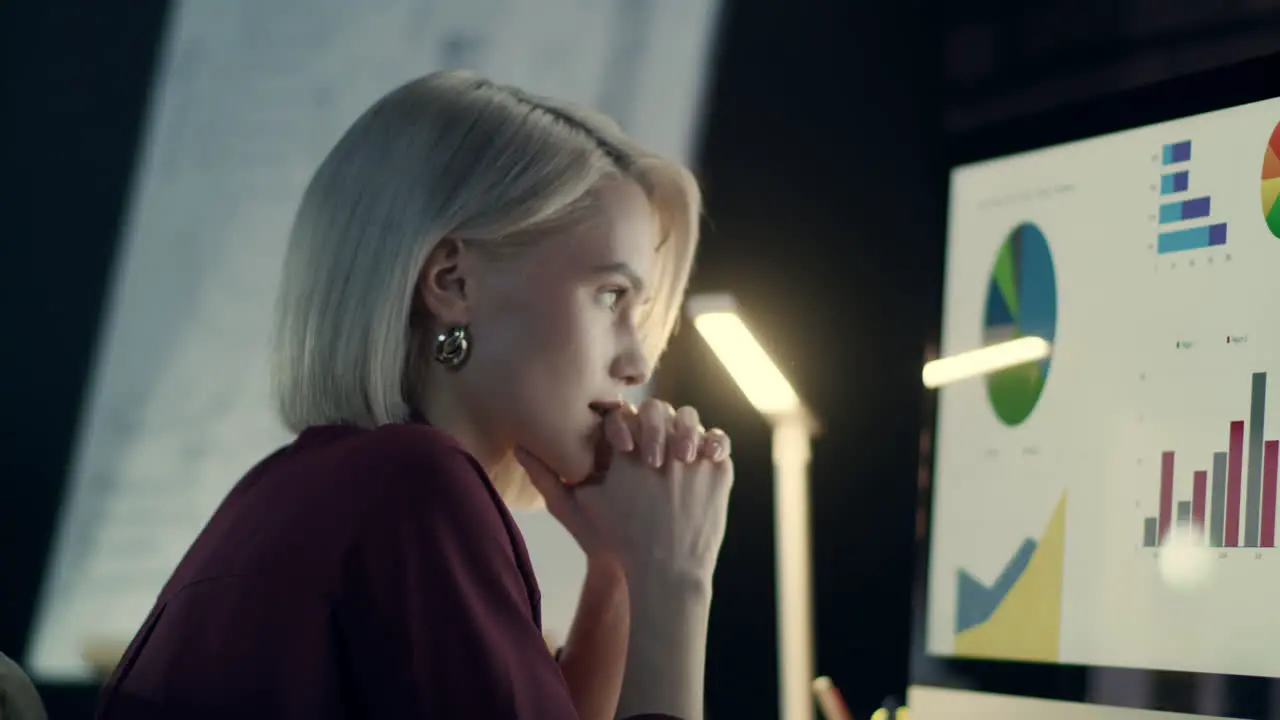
xmin=983 ymin=222 xmax=1058 ymax=426
xmin=1265 ymin=120 xmax=1280 ymax=238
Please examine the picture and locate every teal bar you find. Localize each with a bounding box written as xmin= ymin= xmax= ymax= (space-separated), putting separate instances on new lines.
xmin=1162 ymin=141 xmax=1192 ymax=164
xmin=1160 ymin=171 xmax=1189 ymax=194
xmin=1157 ymin=223 xmax=1227 ymax=254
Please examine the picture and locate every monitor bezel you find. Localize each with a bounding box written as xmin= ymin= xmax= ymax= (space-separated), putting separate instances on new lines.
xmin=911 ymin=50 xmax=1280 ymax=719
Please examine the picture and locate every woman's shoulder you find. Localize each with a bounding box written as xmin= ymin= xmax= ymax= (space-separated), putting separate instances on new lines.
xmin=286 ymin=421 xmax=490 ymax=505
xmin=296 ymin=423 xmax=537 ymax=598
xmin=173 ymin=422 xmax=508 ymax=592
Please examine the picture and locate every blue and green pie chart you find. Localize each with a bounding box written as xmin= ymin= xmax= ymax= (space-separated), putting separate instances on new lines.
xmin=983 ymin=222 xmax=1058 ymax=426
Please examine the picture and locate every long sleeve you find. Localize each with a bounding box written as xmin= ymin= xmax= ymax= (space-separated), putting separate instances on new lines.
xmin=335 ymin=443 xmax=580 ymax=719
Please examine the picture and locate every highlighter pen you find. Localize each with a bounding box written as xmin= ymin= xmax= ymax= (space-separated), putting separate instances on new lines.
xmin=812 ymin=676 xmax=853 ymax=720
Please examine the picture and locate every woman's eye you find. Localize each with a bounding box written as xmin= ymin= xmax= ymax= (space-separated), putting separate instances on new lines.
xmin=601 ymin=287 xmax=628 ymax=311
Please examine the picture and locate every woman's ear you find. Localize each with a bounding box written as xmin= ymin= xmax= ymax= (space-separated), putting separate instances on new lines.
xmin=417 ymin=237 xmax=471 ymax=324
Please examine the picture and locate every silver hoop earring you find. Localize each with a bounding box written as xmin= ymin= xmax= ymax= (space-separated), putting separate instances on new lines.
xmin=433 ymin=326 xmax=471 ymax=369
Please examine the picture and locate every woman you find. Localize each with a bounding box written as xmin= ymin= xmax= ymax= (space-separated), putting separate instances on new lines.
xmin=96 ymin=71 xmax=734 ymax=720
xmin=1 ymin=652 xmax=47 ymax=720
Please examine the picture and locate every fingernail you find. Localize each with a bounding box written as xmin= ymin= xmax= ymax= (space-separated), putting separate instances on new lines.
xmin=648 ymin=446 xmax=663 ymax=467
xmin=681 ymin=440 xmax=697 ymax=463
xmin=713 ymin=443 xmax=728 ymax=461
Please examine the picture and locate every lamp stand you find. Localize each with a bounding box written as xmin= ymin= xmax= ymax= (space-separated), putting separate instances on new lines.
xmin=772 ymin=415 xmax=815 ymax=720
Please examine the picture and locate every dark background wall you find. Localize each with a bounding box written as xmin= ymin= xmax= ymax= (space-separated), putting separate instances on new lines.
xmin=941 ymin=0 xmax=1280 ymax=132
xmin=2 ymin=1 xmax=1278 ymax=718
xmin=662 ymin=1 xmax=943 ymax=717
xmin=1 ymin=2 xmax=171 ymax=716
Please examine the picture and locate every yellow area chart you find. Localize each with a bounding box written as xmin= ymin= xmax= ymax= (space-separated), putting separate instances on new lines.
xmin=954 ymin=493 xmax=1065 ymax=662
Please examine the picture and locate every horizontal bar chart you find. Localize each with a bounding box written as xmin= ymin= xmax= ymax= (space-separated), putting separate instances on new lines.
xmin=1158 ymin=197 xmax=1211 ymax=223
xmin=1162 ymin=141 xmax=1192 ymax=164
xmin=1160 ymin=171 xmax=1189 ymax=195
xmin=1152 ymin=138 xmax=1225 ymax=254
xmin=1157 ymin=223 xmax=1227 ymax=254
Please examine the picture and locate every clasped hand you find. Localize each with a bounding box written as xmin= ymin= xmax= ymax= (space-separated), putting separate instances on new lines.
xmin=517 ymin=398 xmax=734 ymax=584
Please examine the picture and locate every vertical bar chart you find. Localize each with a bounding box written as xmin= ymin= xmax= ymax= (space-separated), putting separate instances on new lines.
xmin=1153 ymin=138 xmax=1230 ymax=255
xmin=1227 ymin=421 xmax=1245 ymax=546
xmin=1159 ymin=452 xmax=1175 ymax=541
xmin=1246 ymin=373 xmax=1267 ymax=546
xmin=1262 ymin=441 xmax=1279 ymax=547
xmin=1192 ymin=470 xmax=1207 ymax=529
xmin=1141 ymin=372 xmax=1278 ymax=549
xmin=1210 ymin=452 xmax=1227 ymax=546
xmin=1176 ymin=501 xmax=1192 ymax=526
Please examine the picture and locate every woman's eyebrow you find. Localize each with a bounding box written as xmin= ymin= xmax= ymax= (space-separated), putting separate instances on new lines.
xmin=589 ymin=262 xmax=646 ymax=295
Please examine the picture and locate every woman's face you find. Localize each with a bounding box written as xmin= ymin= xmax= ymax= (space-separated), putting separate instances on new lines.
xmin=453 ymin=179 xmax=658 ymax=482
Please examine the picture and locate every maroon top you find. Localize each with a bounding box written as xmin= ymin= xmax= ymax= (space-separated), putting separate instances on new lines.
xmin=96 ymin=422 xmax=678 ymax=719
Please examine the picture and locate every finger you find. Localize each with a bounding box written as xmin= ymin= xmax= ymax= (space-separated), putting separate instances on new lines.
xmin=637 ymin=398 xmax=671 ymax=468
xmin=587 ymin=429 xmax=614 ymax=483
xmin=670 ymin=405 xmax=702 ymax=463
xmin=603 ymin=406 xmax=635 ymax=453
xmin=700 ymin=428 xmax=732 ymax=462
xmin=514 ymin=447 xmax=574 ymax=517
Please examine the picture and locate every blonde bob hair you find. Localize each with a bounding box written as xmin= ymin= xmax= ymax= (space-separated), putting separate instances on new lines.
xmin=270 ymin=71 xmax=701 ymax=503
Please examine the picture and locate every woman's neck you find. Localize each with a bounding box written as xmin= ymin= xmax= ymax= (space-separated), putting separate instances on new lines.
xmin=414 ymin=389 xmax=508 ymax=475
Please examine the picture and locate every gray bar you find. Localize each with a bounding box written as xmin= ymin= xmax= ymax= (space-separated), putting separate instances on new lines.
xmin=1211 ymin=452 xmax=1228 ymax=547
xmin=1143 ymin=517 xmax=1159 ymax=547
xmin=1244 ymin=372 xmax=1268 ymax=546
xmin=1177 ymin=501 xmax=1192 ymax=527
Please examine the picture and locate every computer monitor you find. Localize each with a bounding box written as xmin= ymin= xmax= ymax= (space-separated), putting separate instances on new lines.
xmin=911 ymin=52 xmax=1280 ymax=720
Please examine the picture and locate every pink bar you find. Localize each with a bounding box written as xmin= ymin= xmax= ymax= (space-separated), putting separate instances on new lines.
xmin=1226 ymin=421 xmax=1245 ymax=547
xmin=1192 ymin=470 xmax=1207 ymax=531
xmin=1262 ymin=440 xmax=1279 ymax=548
xmin=1159 ymin=452 xmax=1175 ymax=542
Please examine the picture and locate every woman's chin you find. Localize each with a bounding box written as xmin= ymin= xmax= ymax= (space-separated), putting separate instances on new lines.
xmin=516 ymin=432 xmax=600 ymax=486
xmin=559 ymin=456 xmax=598 ymax=485
xmin=557 ymin=439 xmax=602 ymax=485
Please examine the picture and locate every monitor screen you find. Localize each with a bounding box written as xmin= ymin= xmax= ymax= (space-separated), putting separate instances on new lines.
xmin=913 ymin=52 xmax=1280 ymax=720
xmin=907 ymin=686 xmax=1246 ymax=720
